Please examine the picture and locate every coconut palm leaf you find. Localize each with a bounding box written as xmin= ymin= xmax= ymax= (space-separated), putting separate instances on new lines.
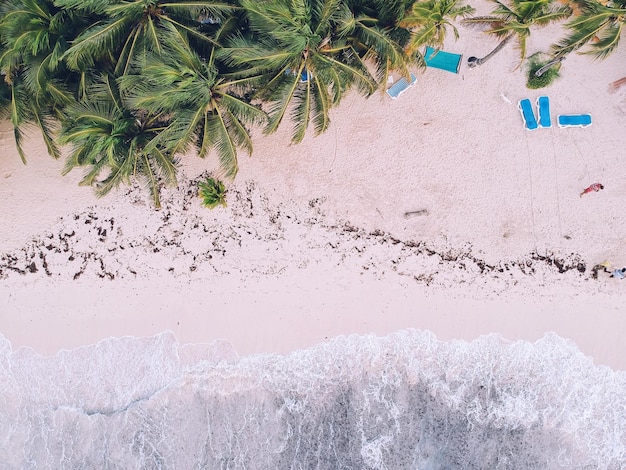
xmin=311 ymin=77 xmax=331 ymax=134
xmin=0 ymin=0 xmax=84 ymax=161
xmin=59 ymin=75 xmax=178 ymax=208
xmin=351 ymin=14 xmax=410 ymax=82
xmin=0 ymin=79 xmax=10 ymax=120
xmin=400 ymin=0 xmax=475 ymax=54
xmin=118 ymin=43 xmax=265 ymax=179
xmin=463 ymin=0 xmax=571 ymax=66
xmin=553 ymin=1 xmax=626 ymax=59
xmin=219 ymin=0 xmax=395 ymax=143
xmin=204 ymin=110 xmax=240 ymax=176
xmin=60 ymin=0 xmax=235 ymax=76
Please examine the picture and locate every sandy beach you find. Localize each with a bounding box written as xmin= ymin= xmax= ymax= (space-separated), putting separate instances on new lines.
xmin=1 ymin=16 xmax=625 ymax=371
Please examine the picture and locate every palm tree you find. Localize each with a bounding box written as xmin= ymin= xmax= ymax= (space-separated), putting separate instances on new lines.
xmin=58 ymin=75 xmax=177 ymax=208
xmin=342 ymin=0 xmax=413 ymax=84
xmin=462 ymin=0 xmax=571 ymax=67
xmin=0 ymin=0 xmax=82 ymax=162
xmin=552 ymin=0 xmax=626 ymax=59
xmin=400 ymin=0 xmax=475 ymax=55
xmin=57 ymin=0 xmax=236 ymax=77
xmin=118 ymin=40 xmax=266 ymax=179
xmin=218 ymin=0 xmax=404 ymax=144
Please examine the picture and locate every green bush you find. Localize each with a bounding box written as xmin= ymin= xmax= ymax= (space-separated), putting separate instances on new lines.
xmin=198 ymin=176 xmax=227 ymax=209
xmin=526 ymin=53 xmax=561 ymax=90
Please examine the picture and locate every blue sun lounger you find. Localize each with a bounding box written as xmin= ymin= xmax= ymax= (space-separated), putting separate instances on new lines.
xmin=518 ymin=99 xmax=538 ymax=130
xmin=424 ymin=47 xmax=463 ymax=74
xmin=537 ymin=96 xmax=551 ymax=128
xmin=300 ymin=69 xmax=312 ymax=83
xmin=557 ymin=114 xmax=592 ymax=128
xmin=386 ymin=73 xmax=417 ymax=99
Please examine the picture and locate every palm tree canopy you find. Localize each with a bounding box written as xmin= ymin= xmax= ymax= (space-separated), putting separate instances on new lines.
xmin=0 ymin=0 xmax=83 ymax=161
xmin=400 ymin=0 xmax=475 ymax=54
xmin=57 ymin=0 xmax=236 ymax=75
xmin=553 ymin=0 xmax=626 ymax=60
xmin=218 ymin=0 xmax=404 ymax=143
xmin=463 ymin=0 xmax=571 ymax=62
xmin=118 ymin=42 xmax=266 ymax=179
xmin=58 ymin=74 xmax=177 ymax=208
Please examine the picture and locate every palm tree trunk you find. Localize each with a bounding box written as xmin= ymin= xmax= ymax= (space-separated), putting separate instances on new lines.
xmin=609 ymin=77 xmax=626 ymax=93
xmin=467 ymin=34 xmax=513 ymax=68
xmin=534 ymin=55 xmax=565 ymax=77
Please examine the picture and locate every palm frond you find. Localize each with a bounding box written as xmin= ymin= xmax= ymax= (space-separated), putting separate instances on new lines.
xmin=239 ymin=0 xmax=298 ymax=35
xmin=315 ymin=49 xmax=377 ymax=97
xmin=63 ymin=17 xmax=131 ymax=70
xmin=163 ymin=16 xmax=221 ymax=48
xmin=205 ymin=109 xmax=239 ymax=179
xmin=290 ymin=80 xmax=312 ymax=143
xmin=213 ymin=90 xmax=267 ymax=127
xmin=313 ymin=0 xmax=344 ymax=36
xmin=218 ymin=108 xmax=255 ymax=156
xmin=140 ymin=153 xmax=163 ymax=209
xmin=149 ymin=146 xmax=178 ymax=187
xmin=160 ymin=1 xmax=236 ymax=22
xmin=11 ymin=98 xmax=28 ymax=164
xmin=53 ymin=0 xmax=115 ymax=14
xmin=94 ymin=144 xmax=137 ymax=197
xmin=589 ymin=23 xmax=623 ymax=59
xmin=354 ymin=20 xmax=407 ymax=70
xmin=311 ymin=76 xmax=331 ymax=135
xmin=263 ymin=72 xmax=301 ymax=136
xmin=30 ymin=105 xmax=61 ymax=159
xmin=552 ymin=3 xmax=624 ymax=58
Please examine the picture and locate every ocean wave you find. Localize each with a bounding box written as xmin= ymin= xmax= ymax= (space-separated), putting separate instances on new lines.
xmin=1 ymin=329 xmax=624 ymax=469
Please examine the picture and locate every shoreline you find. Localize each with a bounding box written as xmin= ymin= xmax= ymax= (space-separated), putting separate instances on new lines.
xmin=1 ymin=274 xmax=624 ymax=370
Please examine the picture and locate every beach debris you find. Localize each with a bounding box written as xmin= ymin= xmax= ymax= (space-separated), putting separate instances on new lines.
xmin=591 ymin=260 xmax=612 ymax=279
xmin=404 ymin=209 xmax=429 ymax=218
xmin=500 ymin=92 xmax=512 ymax=104
xmin=608 ymin=77 xmax=626 ymax=93
xmin=580 ymin=183 xmax=604 ymax=197
xmin=0 ymin=180 xmax=591 ymax=287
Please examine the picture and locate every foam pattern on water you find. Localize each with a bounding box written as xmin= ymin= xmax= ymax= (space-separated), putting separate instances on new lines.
xmin=0 ymin=330 xmax=624 ymax=469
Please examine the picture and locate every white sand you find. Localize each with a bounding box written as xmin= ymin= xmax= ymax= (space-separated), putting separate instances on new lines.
xmin=1 ymin=18 xmax=625 ymax=369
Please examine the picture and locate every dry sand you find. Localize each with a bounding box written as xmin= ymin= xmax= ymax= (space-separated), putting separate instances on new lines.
xmin=1 ymin=18 xmax=625 ymax=369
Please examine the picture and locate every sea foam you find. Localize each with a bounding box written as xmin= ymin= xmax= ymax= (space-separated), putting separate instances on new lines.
xmin=0 ymin=329 xmax=624 ymax=469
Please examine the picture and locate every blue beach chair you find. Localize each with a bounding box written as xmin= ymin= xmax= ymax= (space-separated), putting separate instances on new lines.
xmin=424 ymin=47 xmax=463 ymax=74
xmin=557 ymin=114 xmax=592 ymax=128
xmin=518 ymin=99 xmax=539 ymax=130
xmin=537 ymin=96 xmax=551 ymax=128
xmin=386 ymin=73 xmax=417 ymax=99
xmin=300 ymin=69 xmax=312 ymax=83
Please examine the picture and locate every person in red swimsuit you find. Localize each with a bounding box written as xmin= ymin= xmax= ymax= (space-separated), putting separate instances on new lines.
xmin=580 ymin=183 xmax=604 ymax=197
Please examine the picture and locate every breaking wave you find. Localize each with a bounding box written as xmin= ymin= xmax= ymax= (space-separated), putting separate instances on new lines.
xmin=0 ymin=329 xmax=624 ymax=469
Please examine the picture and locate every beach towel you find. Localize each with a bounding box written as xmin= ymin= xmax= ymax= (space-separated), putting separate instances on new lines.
xmin=424 ymin=47 xmax=463 ymax=74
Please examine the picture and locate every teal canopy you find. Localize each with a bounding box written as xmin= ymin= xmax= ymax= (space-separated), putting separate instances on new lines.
xmin=424 ymin=47 xmax=462 ymax=74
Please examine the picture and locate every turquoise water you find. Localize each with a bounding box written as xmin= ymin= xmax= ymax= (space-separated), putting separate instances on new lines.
xmin=0 ymin=329 xmax=624 ymax=469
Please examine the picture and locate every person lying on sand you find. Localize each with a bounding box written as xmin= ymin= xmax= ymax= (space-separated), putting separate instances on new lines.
xmin=604 ymin=267 xmax=626 ymax=279
xmin=580 ymin=183 xmax=604 ymax=197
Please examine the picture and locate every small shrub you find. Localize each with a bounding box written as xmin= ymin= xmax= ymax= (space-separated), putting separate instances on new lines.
xmin=198 ymin=176 xmax=227 ymax=209
xmin=526 ymin=53 xmax=561 ymax=90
